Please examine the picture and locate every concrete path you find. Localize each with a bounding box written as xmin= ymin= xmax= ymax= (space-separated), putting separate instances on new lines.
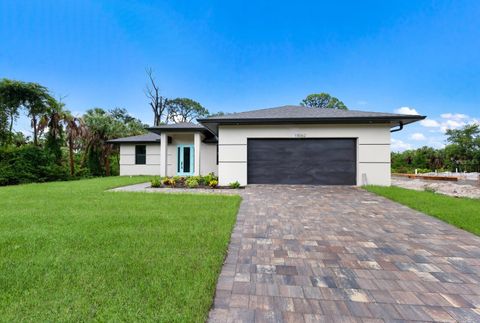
xmin=208 ymin=185 xmax=480 ymax=322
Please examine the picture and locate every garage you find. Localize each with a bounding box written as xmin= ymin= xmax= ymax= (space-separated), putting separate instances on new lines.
xmin=247 ymin=138 xmax=357 ymax=185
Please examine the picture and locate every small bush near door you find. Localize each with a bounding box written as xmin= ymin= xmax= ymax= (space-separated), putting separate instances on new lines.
xmin=229 ymin=181 xmax=241 ymax=189
xmin=151 ymin=177 xmax=161 ymax=188
xmin=185 ymin=177 xmax=199 ymax=188
xmin=208 ymin=180 xmax=218 ymax=188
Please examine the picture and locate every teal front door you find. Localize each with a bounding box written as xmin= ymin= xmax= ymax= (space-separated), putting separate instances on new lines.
xmin=177 ymin=145 xmax=194 ymax=176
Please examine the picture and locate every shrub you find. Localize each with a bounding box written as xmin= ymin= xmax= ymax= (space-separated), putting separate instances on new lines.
xmin=208 ymin=179 xmax=218 ymax=188
xmin=0 ymin=145 xmax=70 ymax=186
xmin=185 ymin=178 xmax=199 ymax=188
xmin=189 ymin=175 xmax=203 ymax=185
xmin=229 ymin=181 xmax=241 ymax=189
xmin=162 ymin=177 xmax=172 ymax=186
xmin=202 ymin=172 xmax=218 ymax=184
xmin=151 ymin=177 xmax=162 ymax=188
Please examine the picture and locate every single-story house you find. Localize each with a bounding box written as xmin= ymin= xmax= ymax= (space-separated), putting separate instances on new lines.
xmin=108 ymin=105 xmax=424 ymax=186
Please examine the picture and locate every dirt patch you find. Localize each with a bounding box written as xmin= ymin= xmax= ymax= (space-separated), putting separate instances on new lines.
xmin=392 ymin=176 xmax=480 ymax=199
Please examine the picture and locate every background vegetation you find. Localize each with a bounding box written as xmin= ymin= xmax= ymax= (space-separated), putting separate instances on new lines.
xmin=0 ymin=76 xmax=210 ymax=186
xmin=392 ymin=124 xmax=480 ymax=173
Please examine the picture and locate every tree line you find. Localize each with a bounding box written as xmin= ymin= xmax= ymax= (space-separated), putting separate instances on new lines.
xmin=0 ymin=74 xmax=212 ymax=185
xmin=392 ymin=124 xmax=480 ymax=173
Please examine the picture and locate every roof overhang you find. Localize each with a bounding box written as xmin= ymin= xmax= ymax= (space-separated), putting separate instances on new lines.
xmin=146 ymin=126 xmax=210 ymax=135
xmin=197 ymin=115 xmax=426 ymax=136
xmin=107 ymin=140 xmax=161 ymax=144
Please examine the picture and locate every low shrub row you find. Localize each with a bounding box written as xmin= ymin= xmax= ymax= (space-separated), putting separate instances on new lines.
xmin=150 ymin=174 xmax=242 ymax=189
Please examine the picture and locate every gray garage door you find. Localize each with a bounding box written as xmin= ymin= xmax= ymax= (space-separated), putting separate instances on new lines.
xmin=247 ymin=138 xmax=356 ymax=185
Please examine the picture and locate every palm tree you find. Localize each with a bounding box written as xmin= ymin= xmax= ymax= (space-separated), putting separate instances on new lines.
xmin=39 ymin=98 xmax=68 ymax=164
xmin=24 ymin=83 xmax=53 ymax=146
xmin=39 ymin=99 xmax=88 ymax=176
xmin=0 ymin=79 xmax=52 ymax=146
xmin=82 ymin=108 xmax=124 ymax=176
xmin=64 ymin=113 xmax=86 ymax=176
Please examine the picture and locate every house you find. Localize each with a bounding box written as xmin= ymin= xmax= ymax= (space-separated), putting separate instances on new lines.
xmin=108 ymin=105 xmax=424 ymax=186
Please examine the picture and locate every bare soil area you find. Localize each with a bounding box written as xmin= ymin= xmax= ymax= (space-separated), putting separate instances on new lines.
xmin=392 ymin=175 xmax=480 ymax=199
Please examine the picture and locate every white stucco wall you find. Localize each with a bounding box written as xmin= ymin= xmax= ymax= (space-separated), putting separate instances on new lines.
xmin=217 ymin=124 xmax=391 ymax=186
xmin=119 ymin=134 xmax=218 ymax=176
xmin=119 ymin=143 xmax=161 ymax=175
xmin=200 ymin=143 xmax=218 ymax=175
xmin=165 ymin=134 xmax=218 ymax=176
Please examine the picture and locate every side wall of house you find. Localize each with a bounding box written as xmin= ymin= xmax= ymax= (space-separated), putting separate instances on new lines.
xmin=119 ymin=143 xmax=161 ymax=175
xmin=217 ymin=124 xmax=391 ymax=186
xmin=119 ymin=135 xmax=218 ymax=177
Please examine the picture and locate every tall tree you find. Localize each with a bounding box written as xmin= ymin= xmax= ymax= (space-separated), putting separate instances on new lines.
xmin=0 ymin=79 xmax=54 ymax=146
xmin=0 ymin=79 xmax=27 ymax=145
xmin=64 ymin=112 xmax=86 ymax=176
xmin=145 ymin=68 xmax=169 ymax=126
xmin=300 ymin=93 xmax=348 ymax=110
xmin=445 ymin=124 xmax=480 ymax=172
xmin=110 ymin=107 xmax=148 ymax=134
xmin=167 ymin=98 xmax=209 ymax=123
xmin=83 ymin=108 xmax=146 ymax=176
xmin=39 ymin=98 xmax=65 ymax=164
xmin=24 ymin=83 xmax=54 ymax=146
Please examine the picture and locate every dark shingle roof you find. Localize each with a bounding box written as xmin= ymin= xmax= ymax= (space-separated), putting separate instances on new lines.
xmin=107 ymin=132 xmax=161 ymax=144
xmin=197 ymin=105 xmax=425 ymax=135
xmin=200 ymin=105 xmax=421 ymax=120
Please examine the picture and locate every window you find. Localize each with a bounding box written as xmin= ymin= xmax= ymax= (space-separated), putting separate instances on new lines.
xmin=135 ymin=145 xmax=146 ymax=165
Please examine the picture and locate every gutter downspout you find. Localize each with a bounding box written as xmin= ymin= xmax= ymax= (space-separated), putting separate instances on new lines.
xmin=390 ymin=122 xmax=404 ymax=133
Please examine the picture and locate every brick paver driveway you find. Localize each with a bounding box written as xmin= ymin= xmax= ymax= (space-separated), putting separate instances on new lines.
xmin=209 ymin=185 xmax=480 ymax=322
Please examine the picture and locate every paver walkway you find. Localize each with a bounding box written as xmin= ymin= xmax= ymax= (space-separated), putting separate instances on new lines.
xmin=208 ymin=185 xmax=480 ymax=322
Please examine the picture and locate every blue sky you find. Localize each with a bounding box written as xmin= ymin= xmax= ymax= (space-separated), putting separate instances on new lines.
xmin=1 ymin=0 xmax=479 ymax=150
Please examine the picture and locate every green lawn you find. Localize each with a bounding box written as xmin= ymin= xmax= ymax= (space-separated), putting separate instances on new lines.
xmin=0 ymin=177 xmax=241 ymax=322
xmin=364 ymin=185 xmax=480 ymax=236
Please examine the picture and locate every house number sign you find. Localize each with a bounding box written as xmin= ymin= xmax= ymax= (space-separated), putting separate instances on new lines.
xmin=294 ymin=133 xmax=306 ymax=138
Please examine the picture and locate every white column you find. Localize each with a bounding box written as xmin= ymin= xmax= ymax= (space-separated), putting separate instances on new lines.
xmin=194 ymin=132 xmax=201 ymax=176
xmin=160 ymin=133 xmax=168 ymax=176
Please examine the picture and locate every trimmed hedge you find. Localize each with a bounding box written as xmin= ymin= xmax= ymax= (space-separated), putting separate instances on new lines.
xmin=0 ymin=145 xmax=70 ymax=186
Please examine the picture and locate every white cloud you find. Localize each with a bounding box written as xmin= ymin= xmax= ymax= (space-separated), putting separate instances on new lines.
xmin=420 ymin=119 xmax=441 ymax=128
xmin=419 ymin=112 xmax=480 ymax=133
xmin=441 ymin=119 xmax=464 ymax=132
xmin=395 ymin=107 xmax=419 ymax=115
xmin=391 ymin=138 xmax=412 ymax=152
xmin=411 ymin=133 xmax=426 ymax=141
xmin=440 ymin=113 xmax=468 ymax=120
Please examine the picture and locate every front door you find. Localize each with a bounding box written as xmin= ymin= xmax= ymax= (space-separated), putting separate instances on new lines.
xmin=177 ymin=144 xmax=194 ymax=176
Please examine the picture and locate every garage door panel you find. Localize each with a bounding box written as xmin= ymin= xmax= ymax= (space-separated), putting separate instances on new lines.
xmin=247 ymin=138 xmax=356 ymax=185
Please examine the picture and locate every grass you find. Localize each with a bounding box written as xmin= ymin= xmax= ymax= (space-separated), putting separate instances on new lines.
xmin=0 ymin=177 xmax=241 ymax=322
xmin=364 ymin=185 xmax=480 ymax=236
